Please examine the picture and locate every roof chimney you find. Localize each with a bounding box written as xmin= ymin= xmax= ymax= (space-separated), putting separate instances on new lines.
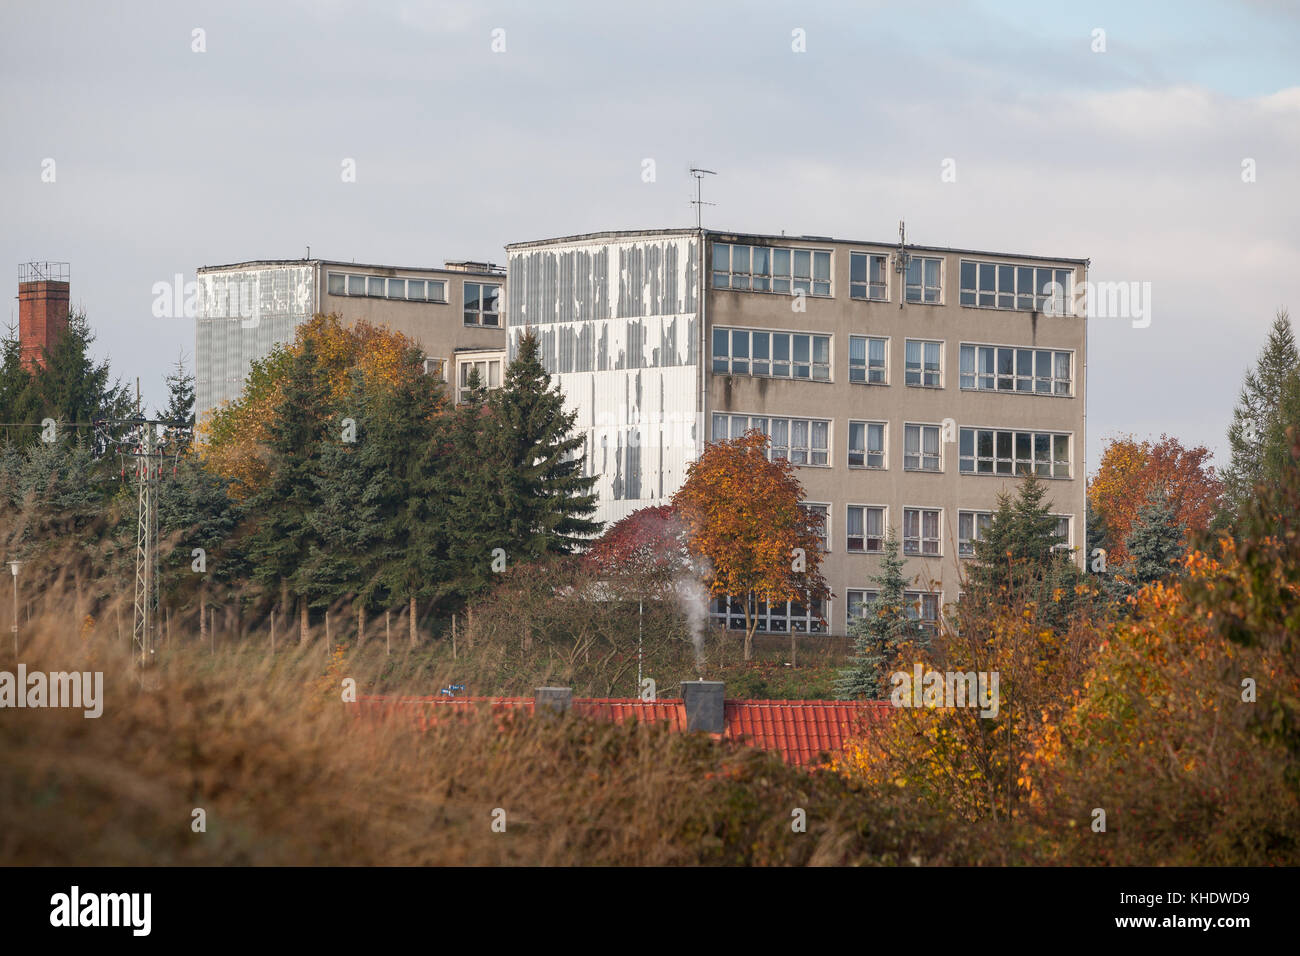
xmin=681 ymin=680 xmax=725 ymax=734
xmin=17 ymin=261 xmax=70 ymax=371
xmin=535 ymin=686 xmax=573 ymax=714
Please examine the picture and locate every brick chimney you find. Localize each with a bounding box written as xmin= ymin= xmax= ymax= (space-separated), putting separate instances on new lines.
xmin=18 ymin=261 xmax=70 ymax=371
xmin=681 ymin=681 xmax=725 ymax=734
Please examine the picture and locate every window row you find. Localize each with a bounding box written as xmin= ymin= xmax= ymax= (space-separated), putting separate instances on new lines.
xmin=328 ymin=271 xmax=448 ymax=303
xmin=717 ymin=332 xmax=1073 ymax=397
xmin=711 ymin=413 xmax=830 ymax=466
xmin=958 ymin=428 xmax=1072 ymax=478
xmin=959 ymin=260 xmax=1075 ymax=314
xmin=847 ymin=589 xmax=941 ymax=634
xmin=960 ymin=344 xmax=1072 ymax=395
xmin=711 ymin=328 xmax=831 ymax=380
xmin=712 ymin=243 xmax=833 ymax=296
xmin=958 ymin=511 xmax=1071 ymax=557
xmin=710 ymin=595 xmax=828 ymax=634
xmin=810 ymin=506 xmax=1073 ymax=559
xmin=715 ymin=417 xmax=1072 ymax=477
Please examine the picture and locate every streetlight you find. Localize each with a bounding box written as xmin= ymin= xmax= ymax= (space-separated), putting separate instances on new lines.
xmin=8 ymin=560 xmax=20 ymax=658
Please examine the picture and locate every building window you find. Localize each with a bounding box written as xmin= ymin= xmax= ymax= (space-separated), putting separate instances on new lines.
xmin=710 ymin=595 xmax=828 ymax=634
xmin=849 ymin=335 xmax=887 ymax=384
xmin=846 ymin=505 xmax=886 ymax=553
xmin=904 ymin=591 xmax=941 ymax=634
xmin=848 ymin=421 xmax=886 ymax=469
xmin=904 ymin=424 xmax=941 ymax=472
xmin=904 ymin=339 xmax=942 ymax=387
xmin=958 ymin=510 xmax=993 ymax=557
xmin=711 ymin=413 xmax=830 ymax=466
xmin=905 ymin=256 xmax=942 ymax=304
xmin=959 ymin=260 xmax=1075 ymax=314
xmin=712 ymin=242 xmax=832 ymax=297
xmin=1052 ymin=515 xmax=1073 ymax=553
xmin=804 ymin=503 xmax=830 ymax=552
xmin=423 ymin=357 xmax=447 ymax=381
xmin=328 ymin=271 xmax=446 ymax=303
xmin=958 ymin=428 xmax=1071 ymax=478
xmin=458 ymin=358 xmax=502 ymax=402
xmin=903 ymin=507 xmax=941 ymax=556
xmin=960 ymin=344 xmax=1072 ymax=396
xmin=464 ymin=282 xmax=501 ymax=326
xmin=712 ymin=327 xmax=831 ymax=380
xmin=846 ymin=589 xmax=881 ymax=628
xmin=849 ymin=252 xmax=889 ymax=301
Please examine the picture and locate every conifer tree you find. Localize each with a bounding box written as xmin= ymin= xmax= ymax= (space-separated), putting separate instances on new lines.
xmin=363 ymin=356 xmax=446 ymax=642
xmin=479 ymin=331 xmax=600 ymax=561
xmin=1114 ymin=486 xmax=1185 ymax=599
xmin=159 ymin=356 xmax=196 ymax=455
xmin=835 ymin=535 xmax=919 ymax=699
xmin=1222 ymin=309 xmax=1298 ymax=520
xmin=963 ymin=473 xmax=1083 ymax=631
xmin=245 ymin=338 xmax=330 ymax=640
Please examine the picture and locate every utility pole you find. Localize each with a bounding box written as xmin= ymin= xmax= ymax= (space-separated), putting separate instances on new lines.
xmin=8 ymin=560 xmax=19 ymax=658
xmin=131 ymin=422 xmax=160 ymax=668
xmin=93 ymin=416 xmax=186 ymax=669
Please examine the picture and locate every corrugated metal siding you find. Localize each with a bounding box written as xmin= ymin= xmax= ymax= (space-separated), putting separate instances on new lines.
xmin=195 ymin=264 xmax=315 ymax=417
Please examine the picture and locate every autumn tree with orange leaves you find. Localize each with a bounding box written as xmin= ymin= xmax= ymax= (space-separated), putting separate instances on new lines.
xmin=1087 ymin=433 xmax=1223 ymax=565
xmin=671 ymin=430 xmax=829 ymax=661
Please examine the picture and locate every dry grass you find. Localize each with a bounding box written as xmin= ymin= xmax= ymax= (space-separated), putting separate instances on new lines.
xmin=0 ymin=590 xmax=994 ymax=866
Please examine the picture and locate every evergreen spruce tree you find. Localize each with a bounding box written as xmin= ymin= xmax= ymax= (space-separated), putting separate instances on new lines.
xmin=245 ymin=338 xmax=330 ymax=639
xmin=32 ymin=309 xmax=132 ymax=442
xmin=1260 ymin=366 xmax=1300 ymax=494
xmin=1222 ymin=309 xmax=1298 ymax=522
xmin=1114 ymin=486 xmax=1186 ymax=600
xmin=479 ymin=331 xmax=600 ymax=559
xmin=963 ymin=473 xmax=1084 ymax=631
xmin=0 ymin=326 xmax=38 ymax=443
xmin=427 ymin=369 xmax=496 ymax=607
xmin=157 ymin=455 xmax=242 ymax=604
xmin=835 ymin=535 xmax=920 ymax=699
xmin=159 ymin=356 xmax=196 ymax=455
xmin=365 ymin=354 xmax=447 ymax=642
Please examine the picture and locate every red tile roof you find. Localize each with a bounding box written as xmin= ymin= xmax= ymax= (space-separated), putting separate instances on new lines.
xmin=356 ymin=695 xmax=889 ymax=767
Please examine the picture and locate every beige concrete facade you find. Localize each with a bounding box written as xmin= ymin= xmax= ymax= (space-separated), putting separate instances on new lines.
xmin=703 ymin=231 xmax=1088 ymax=636
xmin=315 ymin=259 xmax=506 ymax=388
xmin=195 ymin=257 xmax=506 ymax=416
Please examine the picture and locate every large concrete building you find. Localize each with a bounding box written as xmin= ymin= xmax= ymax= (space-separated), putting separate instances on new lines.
xmin=195 ymin=257 xmax=506 ymax=418
xmin=506 ymin=228 xmax=1088 ymax=639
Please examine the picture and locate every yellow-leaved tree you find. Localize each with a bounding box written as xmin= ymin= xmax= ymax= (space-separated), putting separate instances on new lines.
xmin=198 ymin=314 xmax=431 ymax=499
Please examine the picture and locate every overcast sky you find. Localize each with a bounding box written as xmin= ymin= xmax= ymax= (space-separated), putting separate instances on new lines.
xmin=2 ymin=0 xmax=1297 ymax=471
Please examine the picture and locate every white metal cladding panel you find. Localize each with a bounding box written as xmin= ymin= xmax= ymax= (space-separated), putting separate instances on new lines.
xmin=507 ymin=236 xmax=703 ymax=522
xmin=194 ymin=265 xmax=315 ymax=416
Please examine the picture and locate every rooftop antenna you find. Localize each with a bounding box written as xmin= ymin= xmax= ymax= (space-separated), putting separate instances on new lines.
xmin=689 ymin=167 xmax=716 ymax=229
xmin=894 ymin=220 xmax=910 ymax=309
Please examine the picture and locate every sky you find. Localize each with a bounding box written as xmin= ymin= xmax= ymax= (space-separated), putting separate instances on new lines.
xmin=2 ymin=0 xmax=1297 ymax=472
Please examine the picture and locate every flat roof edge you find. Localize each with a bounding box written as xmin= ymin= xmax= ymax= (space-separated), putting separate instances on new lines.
xmin=505 ymin=227 xmax=1088 ymax=265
